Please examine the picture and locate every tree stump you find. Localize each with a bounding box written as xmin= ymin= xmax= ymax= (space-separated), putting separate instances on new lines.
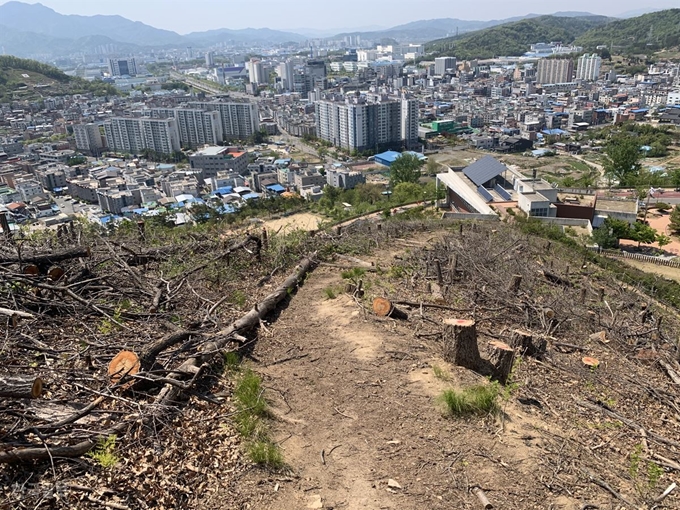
xmin=509 ymin=274 xmax=522 ymax=293
xmin=108 ymin=351 xmax=140 ymax=386
xmin=372 ymin=298 xmax=408 ymax=320
xmin=47 ymin=266 xmax=65 ymax=282
xmin=0 ymin=376 xmax=43 ymax=399
xmin=487 ymin=341 xmax=515 ymax=384
xmin=510 ymin=329 xmax=546 ymax=358
xmin=442 ymin=319 xmax=481 ymax=370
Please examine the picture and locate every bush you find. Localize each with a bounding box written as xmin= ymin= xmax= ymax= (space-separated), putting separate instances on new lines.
xmin=439 ymin=383 xmax=500 ymax=417
xmin=654 ymin=202 xmax=671 ymax=212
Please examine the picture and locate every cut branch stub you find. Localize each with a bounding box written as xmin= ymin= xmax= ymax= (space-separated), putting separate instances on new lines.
xmin=509 ymin=274 xmax=522 ymax=293
xmin=372 ymin=297 xmax=408 ymax=320
xmin=487 ymin=341 xmax=515 ymax=384
xmin=442 ymin=319 xmax=482 ymax=370
xmin=510 ymin=329 xmax=546 ymax=358
xmin=23 ymin=264 xmax=40 ymax=276
xmin=0 ymin=375 xmax=43 ymax=399
xmin=108 ymin=350 xmax=140 ymax=385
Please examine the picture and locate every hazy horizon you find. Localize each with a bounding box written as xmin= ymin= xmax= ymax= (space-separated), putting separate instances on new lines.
xmin=1 ymin=0 xmax=677 ymax=34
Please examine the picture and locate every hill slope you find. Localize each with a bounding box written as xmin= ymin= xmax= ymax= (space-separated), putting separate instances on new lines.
xmin=425 ymin=15 xmax=610 ymax=59
xmin=575 ymin=9 xmax=680 ymax=53
xmin=0 ymin=56 xmax=117 ymax=102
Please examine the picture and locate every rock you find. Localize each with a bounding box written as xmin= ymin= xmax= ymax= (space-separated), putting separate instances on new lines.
xmin=387 ymin=479 xmax=402 ymax=490
xmin=307 ymin=494 xmax=323 ymax=509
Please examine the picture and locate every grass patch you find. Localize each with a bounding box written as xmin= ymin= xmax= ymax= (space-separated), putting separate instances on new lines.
xmin=223 ymin=351 xmax=241 ymax=372
xmin=323 ymin=287 xmax=337 ymax=299
xmin=439 ymin=383 xmax=500 ymax=418
xmin=231 ymin=369 xmax=284 ymax=469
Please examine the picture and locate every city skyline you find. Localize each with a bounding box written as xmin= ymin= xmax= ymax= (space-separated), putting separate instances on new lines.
xmin=4 ymin=0 xmax=677 ymax=34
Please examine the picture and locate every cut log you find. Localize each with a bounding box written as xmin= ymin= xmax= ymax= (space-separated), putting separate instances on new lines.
xmin=372 ymin=297 xmax=408 ymax=320
xmin=108 ymin=351 xmax=140 ymax=385
xmin=0 ymin=307 xmax=35 ymax=320
xmin=487 ymin=341 xmax=515 ymax=384
xmin=0 ymin=247 xmax=90 ymax=266
xmin=442 ymin=319 xmax=481 ymax=370
xmin=47 ymin=266 xmax=65 ymax=282
xmin=542 ymin=269 xmax=572 ymax=287
xmin=0 ymin=375 xmax=43 ymax=399
xmin=471 ymin=486 xmax=493 ymax=509
xmin=23 ymin=264 xmax=40 ymax=276
xmin=509 ymin=329 xmax=545 ymax=358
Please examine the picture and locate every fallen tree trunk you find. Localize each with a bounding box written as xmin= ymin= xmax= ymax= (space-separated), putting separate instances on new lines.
xmin=0 ymin=247 xmax=90 ymax=266
xmin=147 ymin=253 xmax=318 ymax=422
xmin=0 ymin=375 xmax=43 ymax=399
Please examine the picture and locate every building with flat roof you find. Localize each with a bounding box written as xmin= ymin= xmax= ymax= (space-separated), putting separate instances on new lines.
xmin=189 ymin=146 xmax=248 ymax=179
xmin=108 ymin=58 xmax=137 ymax=77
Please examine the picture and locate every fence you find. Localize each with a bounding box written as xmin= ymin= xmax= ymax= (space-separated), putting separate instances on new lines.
xmin=590 ymin=247 xmax=680 ymax=268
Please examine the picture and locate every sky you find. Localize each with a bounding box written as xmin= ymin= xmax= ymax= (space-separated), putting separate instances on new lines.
xmin=11 ymin=0 xmax=680 ymax=33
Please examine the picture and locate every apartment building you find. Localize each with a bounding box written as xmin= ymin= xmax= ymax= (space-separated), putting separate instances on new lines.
xmin=315 ymin=96 xmax=418 ymax=153
xmin=188 ymin=101 xmax=260 ymax=140
xmin=576 ymin=54 xmax=602 ymax=81
xmin=104 ymin=117 xmax=181 ymax=155
xmin=73 ymin=123 xmax=104 ymax=155
xmin=536 ymin=59 xmax=574 ymax=84
xmin=326 ymin=167 xmax=366 ymax=190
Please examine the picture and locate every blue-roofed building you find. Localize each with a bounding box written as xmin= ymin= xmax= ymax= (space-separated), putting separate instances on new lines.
xmin=266 ymin=184 xmax=286 ymax=195
xmin=242 ymin=192 xmax=260 ymax=201
xmin=374 ymin=151 xmax=402 ymax=167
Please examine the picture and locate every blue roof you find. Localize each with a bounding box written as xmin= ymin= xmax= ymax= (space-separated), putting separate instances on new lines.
xmin=375 ymin=150 xmax=401 ymax=164
xmin=631 ymin=108 xmax=649 ymax=114
xmin=213 ymin=186 xmax=234 ymax=195
xmin=274 ymin=159 xmax=291 ymax=165
xmin=542 ymin=129 xmax=568 ymax=135
xmin=242 ymin=193 xmax=260 ymax=200
xmin=267 ymin=184 xmax=286 ymax=193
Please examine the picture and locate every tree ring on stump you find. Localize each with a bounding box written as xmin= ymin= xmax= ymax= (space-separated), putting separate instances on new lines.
xmin=30 ymin=378 xmax=43 ymax=398
xmin=47 ymin=266 xmax=65 ymax=282
xmin=443 ymin=319 xmax=475 ymax=327
xmin=23 ymin=264 xmax=40 ymax=276
xmin=109 ymin=350 xmax=140 ymax=385
xmin=373 ymin=297 xmax=393 ymax=317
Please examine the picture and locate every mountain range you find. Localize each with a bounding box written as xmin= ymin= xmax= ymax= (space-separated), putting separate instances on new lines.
xmin=0 ymin=1 xmax=674 ymax=59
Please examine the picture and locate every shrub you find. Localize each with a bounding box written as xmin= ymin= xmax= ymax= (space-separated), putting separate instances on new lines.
xmin=248 ymin=440 xmax=284 ymax=468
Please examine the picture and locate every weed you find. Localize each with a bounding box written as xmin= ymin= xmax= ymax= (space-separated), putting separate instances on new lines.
xmin=647 ymin=462 xmax=664 ymax=489
xmin=248 ymin=440 xmax=284 ymax=468
xmin=98 ymin=308 xmax=124 ymax=335
xmin=388 ymin=265 xmax=406 ymax=279
xmin=231 ymin=290 xmax=247 ymax=308
xmin=223 ymin=351 xmax=241 ymax=372
xmin=323 ymin=287 xmax=337 ymax=299
xmin=440 ymin=383 xmax=500 ymax=418
xmin=87 ymin=435 xmax=119 ymax=468
xmin=432 ymin=365 xmax=450 ymax=381
xmin=234 ymin=369 xmax=267 ymax=418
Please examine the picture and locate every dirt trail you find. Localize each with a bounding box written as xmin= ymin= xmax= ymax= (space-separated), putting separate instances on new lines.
xmin=247 ymin=245 xmax=586 ymax=510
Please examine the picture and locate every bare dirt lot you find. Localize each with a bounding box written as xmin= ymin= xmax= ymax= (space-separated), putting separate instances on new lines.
xmin=263 ymin=212 xmax=325 ymax=233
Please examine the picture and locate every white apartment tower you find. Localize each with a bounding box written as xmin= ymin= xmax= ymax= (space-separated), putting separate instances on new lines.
xmin=73 ymin=123 xmax=104 ymax=154
xmin=247 ymin=59 xmax=267 ymax=85
xmin=188 ymin=101 xmax=260 ymax=140
xmin=400 ymin=98 xmax=419 ymax=149
xmin=576 ymin=54 xmax=602 ymax=81
xmin=277 ymin=61 xmax=295 ymax=92
xmin=536 ymin=59 xmax=574 ymax=84
xmin=205 ymin=51 xmax=215 ymax=68
xmin=434 ymin=57 xmax=456 ymax=76
xmin=104 ymin=118 xmax=180 ymax=155
xmin=108 ymin=58 xmax=137 ymax=77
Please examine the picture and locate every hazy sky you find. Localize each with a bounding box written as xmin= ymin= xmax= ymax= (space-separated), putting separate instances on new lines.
xmin=13 ymin=0 xmax=679 ymax=33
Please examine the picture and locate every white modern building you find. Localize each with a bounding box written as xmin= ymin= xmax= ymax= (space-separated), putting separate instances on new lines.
xmin=434 ymin=57 xmax=457 ymax=76
xmin=104 ymin=117 xmax=181 ymax=155
xmin=73 ymin=123 xmax=104 ymax=155
xmin=108 ymin=58 xmax=137 ymax=77
xmin=576 ymin=54 xmax=602 ymax=81
xmin=188 ymin=101 xmax=260 ymax=140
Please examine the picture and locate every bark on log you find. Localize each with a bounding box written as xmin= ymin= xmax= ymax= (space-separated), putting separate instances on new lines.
xmin=0 ymin=375 xmax=43 ymax=399
xmin=0 ymin=247 xmax=90 ymax=266
xmin=0 ymin=307 xmax=35 ymax=319
xmin=542 ymin=269 xmax=572 ymax=287
xmin=471 ymin=486 xmax=493 ymax=509
xmin=147 ymin=253 xmax=318 ymax=423
xmin=372 ymin=297 xmax=408 ymax=320
xmin=487 ymin=341 xmax=515 ymax=384
xmin=442 ymin=319 xmax=481 ymax=370
xmin=510 ymin=329 xmax=546 ymax=358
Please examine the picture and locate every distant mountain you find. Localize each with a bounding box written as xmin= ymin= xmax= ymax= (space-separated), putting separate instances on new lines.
xmin=0 ymin=2 xmax=183 ymax=46
xmin=0 ymin=1 xmax=308 ymax=58
xmin=575 ymin=9 xmax=680 ymax=52
xmin=292 ymin=26 xmax=388 ymax=38
xmin=616 ymin=7 xmax=672 ymax=18
xmin=425 ymin=15 xmax=611 ymax=60
xmin=330 ymin=12 xmax=603 ymax=43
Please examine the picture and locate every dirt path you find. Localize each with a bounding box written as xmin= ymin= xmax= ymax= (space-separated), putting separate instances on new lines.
xmin=246 ymin=247 xmax=586 ymax=510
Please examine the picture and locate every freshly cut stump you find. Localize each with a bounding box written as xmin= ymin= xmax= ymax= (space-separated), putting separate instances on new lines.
xmin=442 ymin=319 xmax=481 ymax=370
xmin=582 ymin=356 xmax=600 ymax=368
xmin=23 ymin=264 xmax=40 ymax=276
xmin=47 ymin=266 xmax=65 ymax=282
xmin=0 ymin=375 xmax=44 ymax=399
xmin=372 ymin=297 xmax=408 ymax=320
xmin=487 ymin=341 xmax=515 ymax=384
xmin=108 ymin=350 xmax=140 ymax=385
xmin=510 ymin=329 xmax=546 ymax=358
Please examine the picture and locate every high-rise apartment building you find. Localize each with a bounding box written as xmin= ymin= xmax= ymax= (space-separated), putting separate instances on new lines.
xmin=146 ymin=108 xmax=223 ymax=148
xmin=305 ymin=60 xmax=327 ymax=92
xmin=536 ymin=59 xmax=574 ymax=84
xmin=576 ymin=54 xmax=602 ymax=81
xmin=104 ymin=117 xmax=180 ymax=155
xmin=315 ymin=96 xmax=418 ymax=153
xmin=434 ymin=57 xmax=456 ymax=76
xmin=205 ymin=51 xmax=215 ymax=68
xmin=277 ymin=61 xmax=295 ymax=92
xmin=247 ymin=59 xmax=267 ymax=85
xmin=108 ymin=58 xmax=137 ymax=77
xmin=73 ymin=123 xmax=104 ymax=155
xmin=188 ymin=101 xmax=260 ymax=140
